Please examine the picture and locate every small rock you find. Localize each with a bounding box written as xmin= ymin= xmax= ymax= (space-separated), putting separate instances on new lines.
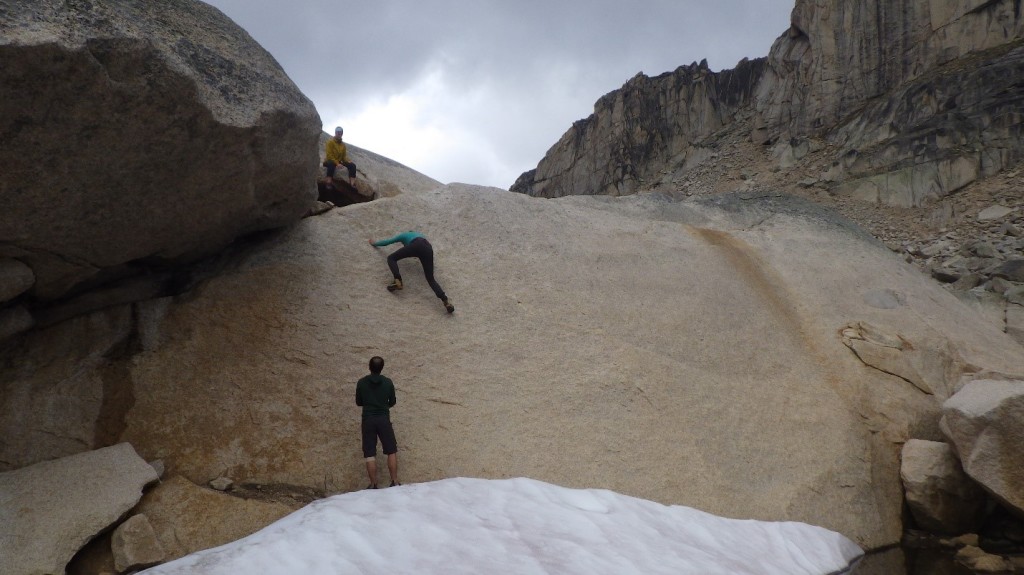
xmin=922 ymin=241 xmax=952 ymax=257
xmin=953 ymin=274 xmax=982 ymax=291
xmin=967 ymin=257 xmax=1002 ymax=274
xmin=209 ymin=477 xmax=233 ymax=491
xmin=943 ymin=255 xmax=969 ymax=272
xmin=949 ymin=533 xmax=981 ymax=548
xmin=993 ymin=259 xmax=1024 ymax=282
xmin=955 ymin=545 xmax=1010 ymax=572
xmin=999 ymin=222 xmax=1022 ymax=237
xmin=931 ymin=268 xmax=961 ymax=283
xmin=112 ymin=514 xmax=165 ymax=572
xmin=978 ymin=205 xmax=1015 ymax=221
xmin=990 ymin=277 xmax=1015 ymax=295
xmin=937 ymin=532 xmax=978 ymax=548
xmin=970 ymin=242 xmax=1002 ymax=259
xmin=207 ymin=474 xmax=232 ymax=487
xmin=149 ymin=460 xmax=166 ymax=479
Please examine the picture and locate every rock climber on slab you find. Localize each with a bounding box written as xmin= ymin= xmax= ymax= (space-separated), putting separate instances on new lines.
xmin=368 ymin=231 xmax=454 ymax=313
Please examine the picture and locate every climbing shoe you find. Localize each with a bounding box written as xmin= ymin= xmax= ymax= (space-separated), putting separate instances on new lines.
xmin=386 ymin=278 xmax=403 ymax=292
xmin=366 ymin=484 xmax=378 ymax=490
xmin=390 ymin=481 xmax=401 ymax=487
xmin=444 ymin=299 xmax=455 ymax=313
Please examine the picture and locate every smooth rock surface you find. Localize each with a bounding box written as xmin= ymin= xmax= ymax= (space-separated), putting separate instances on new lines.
xmin=900 ymin=439 xmax=987 ymax=534
xmin=941 ymin=379 xmax=1024 ymax=517
xmin=117 ymin=188 xmax=1024 ymax=550
xmin=0 ymin=443 xmax=158 ymax=575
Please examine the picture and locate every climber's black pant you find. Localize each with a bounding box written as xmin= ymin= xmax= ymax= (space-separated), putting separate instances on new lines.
xmin=387 ymin=238 xmax=447 ymax=300
xmin=323 ymin=160 xmax=356 ymax=179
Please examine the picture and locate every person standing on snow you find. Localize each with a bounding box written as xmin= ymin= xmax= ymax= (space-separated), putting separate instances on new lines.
xmin=355 ymin=355 xmax=401 ymax=489
xmin=368 ymin=231 xmax=455 ymax=313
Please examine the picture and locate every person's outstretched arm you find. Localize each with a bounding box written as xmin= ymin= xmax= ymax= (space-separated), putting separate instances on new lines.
xmin=370 ymin=234 xmax=402 ymax=247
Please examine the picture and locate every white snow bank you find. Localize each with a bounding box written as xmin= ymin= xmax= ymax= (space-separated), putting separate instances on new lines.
xmin=141 ymin=477 xmax=862 ymax=575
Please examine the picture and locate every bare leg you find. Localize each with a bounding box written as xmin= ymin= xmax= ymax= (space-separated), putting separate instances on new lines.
xmin=364 ymin=458 xmax=378 ymax=488
xmin=387 ymin=453 xmax=399 ymax=485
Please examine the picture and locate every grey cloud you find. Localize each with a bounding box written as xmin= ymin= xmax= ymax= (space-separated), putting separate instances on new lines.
xmin=204 ymin=0 xmax=795 ymax=186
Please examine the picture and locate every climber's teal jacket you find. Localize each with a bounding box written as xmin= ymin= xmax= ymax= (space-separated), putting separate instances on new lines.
xmin=372 ymin=232 xmax=424 ymax=247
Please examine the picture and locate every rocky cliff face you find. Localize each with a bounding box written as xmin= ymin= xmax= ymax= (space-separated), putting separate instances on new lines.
xmin=513 ymin=0 xmax=1024 ymax=208
xmin=511 ymin=58 xmax=766 ymax=198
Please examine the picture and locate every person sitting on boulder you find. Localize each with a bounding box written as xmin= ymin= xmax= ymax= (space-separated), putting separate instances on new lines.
xmin=323 ymin=126 xmax=356 ymax=188
xmin=368 ymin=231 xmax=454 ymax=313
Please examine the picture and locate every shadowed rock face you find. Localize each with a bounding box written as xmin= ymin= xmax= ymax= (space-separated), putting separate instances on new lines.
xmin=757 ymin=0 xmax=1024 ymax=140
xmin=513 ymin=0 xmax=1024 ymax=208
xmin=0 ymin=0 xmax=321 ymax=306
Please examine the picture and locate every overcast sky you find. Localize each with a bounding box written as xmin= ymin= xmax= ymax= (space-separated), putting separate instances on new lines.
xmin=203 ymin=1 xmax=795 ymax=188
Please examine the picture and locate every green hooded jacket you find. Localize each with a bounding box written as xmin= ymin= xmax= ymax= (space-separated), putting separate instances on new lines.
xmin=355 ymin=373 xmax=396 ymax=418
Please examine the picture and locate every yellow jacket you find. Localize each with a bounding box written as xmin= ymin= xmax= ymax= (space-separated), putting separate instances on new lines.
xmin=325 ymin=138 xmax=350 ymax=164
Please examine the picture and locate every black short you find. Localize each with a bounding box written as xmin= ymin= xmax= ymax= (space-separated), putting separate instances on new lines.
xmin=361 ymin=415 xmax=397 ymax=457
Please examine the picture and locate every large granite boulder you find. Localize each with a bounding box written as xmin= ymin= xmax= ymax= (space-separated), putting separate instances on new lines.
xmin=113 ymin=188 xmax=1023 ymax=550
xmin=941 ymin=379 xmax=1024 ymax=518
xmin=0 ymin=443 xmax=159 ymax=575
xmin=133 ymin=475 xmax=292 ymax=565
xmin=900 ymin=439 xmax=987 ymax=534
xmin=0 ymin=0 xmax=321 ymax=304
